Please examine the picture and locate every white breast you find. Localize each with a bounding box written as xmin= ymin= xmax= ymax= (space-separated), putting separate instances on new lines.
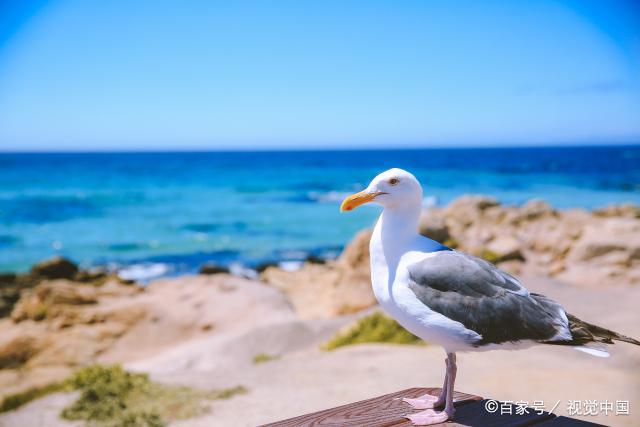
xmin=369 ymin=226 xmax=481 ymax=352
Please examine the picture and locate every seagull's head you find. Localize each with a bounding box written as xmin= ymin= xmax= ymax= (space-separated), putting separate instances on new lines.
xmin=340 ymin=168 xmax=423 ymax=212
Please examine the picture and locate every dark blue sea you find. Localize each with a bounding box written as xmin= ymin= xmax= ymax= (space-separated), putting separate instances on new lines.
xmin=1 ymin=146 xmax=639 ymax=278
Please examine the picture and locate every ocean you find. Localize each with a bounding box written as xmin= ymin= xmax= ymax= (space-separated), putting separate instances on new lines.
xmin=1 ymin=146 xmax=639 ymax=278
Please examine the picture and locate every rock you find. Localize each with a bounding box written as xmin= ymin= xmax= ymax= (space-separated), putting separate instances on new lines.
xmin=574 ymin=242 xmax=627 ymax=262
xmin=422 ymin=196 xmax=639 ymax=286
xmin=594 ymin=204 xmax=640 ymax=219
xmin=11 ymin=280 xmax=99 ymax=322
xmin=336 ymin=229 xmax=372 ymax=271
xmin=0 ymin=273 xmax=17 ymax=284
xmin=199 ymin=263 xmax=230 ymax=275
xmin=1 ymin=273 xmax=292 ymax=400
xmin=419 ymin=211 xmax=450 ymax=243
xmin=516 ymin=199 xmax=555 ymax=222
xmin=449 ymin=195 xmax=500 ymax=211
xmin=255 ymin=261 xmax=279 ymax=273
xmin=496 ymin=260 xmax=524 ymax=275
xmin=74 ymin=268 xmax=111 ymax=285
xmin=0 ymin=288 xmax=21 ymax=319
xmin=262 ymin=195 xmax=640 ymax=311
xmin=0 ymin=333 xmax=39 ymax=369
xmin=0 ymin=274 xmax=39 ymax=318
xmin=261 ymin=230 xmax=375 ymax=318
xmin=0 ymin=280 xmax=146 ymax=368
xmin=10 ymin=292 xmax=47 ymax=322
xmin=305 ymin=255 xmax=326 ymax=265
xmin=558 ymin=217 xmax=640 ymax=286
xmin=485 ymin=236 xmax=525 ymax=263
xmin=30 ymin=257 xmax=78 ymax=280
xmin=569 ymin=218 xmax=639 ymax=263
xmin=443 ymin=195 xmax=499 ymax=230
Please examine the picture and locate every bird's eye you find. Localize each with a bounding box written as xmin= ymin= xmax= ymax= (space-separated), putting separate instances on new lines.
xmin=388 ymin=178 xmax=400 ymax=186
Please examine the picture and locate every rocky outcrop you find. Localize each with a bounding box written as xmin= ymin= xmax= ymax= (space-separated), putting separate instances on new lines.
xmin=423 ymin=196 xmax=640 ymax=286
xmin=0 ymin=257 xmax=123 ymax=319
xmin=30 ymin=256 xmax=78 ymax=280
xmin=556 ymin=217 xmax=640 ymax=286
xmin=1 ymin=278 xmax=142 ymax=372
xmin=593 ymin=203 xmax=640 ymax=218
xmin=0 ymin=274 xmax=34 ymax=318
xmin=261 ymin=196 xmax=640 ymax=317
xmin=199 ymin=262 xmax=230 ymax=275
xmin=260 ymin=230 xmax=376 ymax=319
xmin=0 ymin=273 xmax=293 ymax=400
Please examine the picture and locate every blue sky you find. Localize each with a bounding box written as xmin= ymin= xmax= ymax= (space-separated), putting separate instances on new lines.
xmin=0 ymin=0 xmax=639 ymax=151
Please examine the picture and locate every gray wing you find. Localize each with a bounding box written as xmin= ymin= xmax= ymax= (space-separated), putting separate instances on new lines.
xmin=407 ymin=251 xmax=569 ymax=346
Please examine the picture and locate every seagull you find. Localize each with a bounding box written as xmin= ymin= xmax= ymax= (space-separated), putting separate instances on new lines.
xmin=340 ymin=168 xmax=640 ymax=426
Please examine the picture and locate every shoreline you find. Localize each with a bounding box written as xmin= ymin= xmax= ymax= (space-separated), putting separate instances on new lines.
xmin=2 ymin=195 xmax=638 ymax=283
xmin=1 ymin=194 xmax=639 ymax=426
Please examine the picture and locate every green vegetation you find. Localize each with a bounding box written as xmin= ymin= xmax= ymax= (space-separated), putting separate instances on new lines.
xmin=252 ymin=353 xmax=279 ymax=364
xmin=0 ymin=381 xmax=68 ymax=413
xmin=322 ymin=311 xmax=423 ymax=350
xmin=61 ymin=365 xmax=166 ymax=426
xmin=478 ymin=248 xmax=501 ymax=263
xmin=210 ymin=385 xmax=247 ymax=400
xmin=33 ymin=302 xmax=49 ymax=321
xmin=1 ymin=365 xmax=248 ymax=427
xmin=61 ymin=365 xmax=247 ymax=427
xmin=442 ymin=238 xmax=458 ymax=249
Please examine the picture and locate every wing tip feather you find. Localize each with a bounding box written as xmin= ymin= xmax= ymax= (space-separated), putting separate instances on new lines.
xmin=574 ymin=346 xmax=610 ymax=358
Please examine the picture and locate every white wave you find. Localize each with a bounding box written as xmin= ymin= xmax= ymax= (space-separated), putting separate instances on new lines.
xmin=279 ymin=250 xmax=308 ymax=259
xmin=278 ymin=260 xmax=303 ymax=272
xmin=422 ymin=196 xmax=439 ymax=208
xmin=307 ymin=191 xmax=351 ymax=203
xmin=118 ymin=263 xmax=170 ymax=282
xmin=228 ymin=262 xmax=258 ymax=279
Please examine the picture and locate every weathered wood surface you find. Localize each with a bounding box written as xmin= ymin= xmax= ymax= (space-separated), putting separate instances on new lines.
xmin=259 ymin=387 xmax=478 ymax=427
xmin=260 ymin=387 xmax=607 ymax=427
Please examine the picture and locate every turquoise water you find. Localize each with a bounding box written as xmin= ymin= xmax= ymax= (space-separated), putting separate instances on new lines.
xmin=1 ymin=146 xmax=639 ymax=277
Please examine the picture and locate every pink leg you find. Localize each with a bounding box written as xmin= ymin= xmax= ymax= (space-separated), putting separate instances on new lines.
xmin=406 ymin=353 xmax=457 ymax=426
xmin=402 ymin=358 xmax=448 ymax=409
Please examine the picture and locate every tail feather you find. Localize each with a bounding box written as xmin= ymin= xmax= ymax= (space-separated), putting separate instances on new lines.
xmin=574 ymin=346 xmax=610 ymax=358
xmin=566 ymin=313 xmax=640 ymax=347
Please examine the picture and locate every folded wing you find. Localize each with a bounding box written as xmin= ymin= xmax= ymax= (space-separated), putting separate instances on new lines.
xmin=407 ymin=251 xmax=570 ymax=346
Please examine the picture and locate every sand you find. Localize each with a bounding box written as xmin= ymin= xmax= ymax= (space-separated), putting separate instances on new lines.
xmin=3 ymin=274 xmax=637 ymax=427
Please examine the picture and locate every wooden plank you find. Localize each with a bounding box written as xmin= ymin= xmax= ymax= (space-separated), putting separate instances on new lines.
xmin=532 ymin=416 xmax=609 ymax=427
xmin=261 ymin=389 xmax=604 ymax=427
xmin=423 ymin=400 xmax=556 ymax=427
xmin=259 ymin=387 xmax=482 ymax=427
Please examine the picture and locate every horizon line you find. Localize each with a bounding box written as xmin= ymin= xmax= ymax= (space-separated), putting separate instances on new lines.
xmin=1 ymin=141 xmax=639 ymax=154
xmin=0 ymin=137 xmax=640 ymax=154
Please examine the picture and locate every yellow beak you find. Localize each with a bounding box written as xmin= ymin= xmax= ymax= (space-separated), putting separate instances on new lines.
xmin=340 ymin=191 xmax=383 ymax=212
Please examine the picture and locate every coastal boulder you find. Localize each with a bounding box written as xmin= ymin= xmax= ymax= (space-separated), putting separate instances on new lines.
xmin=509 ymin=199 xmax=556 ymax=224
xmin=557 ymin=217 xmax=640 ymax=286
xmin=11 ymin=280 xmax=99 ymax=322
xmin=485 ymin=236 xmax=525 ymax=263
xmin=0 ymin=273 xmax=41 ymax=318
xmin=199 ymin=263 xmax=230 ymax=275
xmin=568 ymin=218 xmax=639 ymax=263
xmin=261 ymin=230 xmax=376 ymax=318
xmin=444 ymin=194 xmax=498 ymax=216
xmin=0 ymin=330 xmax=40 ymax=369
xmin=336 ymin=229 xmax=371 ymax=270
xmin=442 ymin=195 xmax=499 ymax=239
xmin=594 ymin=204 xmax=640 ymax=219
xmin=419 ymin=211 xmax=450 ymax=243
xmin=0 ymin=274 xmax=20 ymax=318
xmin=30 ymin=256 xmax=78 ymax=280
